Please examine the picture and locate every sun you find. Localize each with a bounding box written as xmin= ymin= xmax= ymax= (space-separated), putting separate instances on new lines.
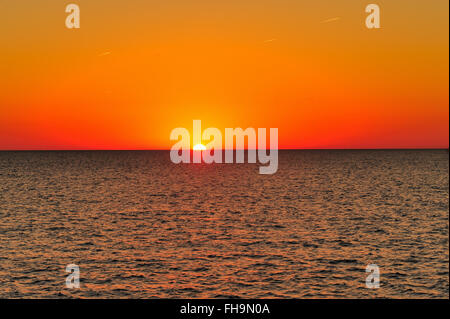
xmin=193 ymin=144 xmax=207 ymax=151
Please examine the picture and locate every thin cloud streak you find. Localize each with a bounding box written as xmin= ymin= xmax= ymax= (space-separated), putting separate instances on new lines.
xmin=98 ymin=51 xmax=111 ymax=57
xmin=320 ymin=17 xmax=341 ymax=24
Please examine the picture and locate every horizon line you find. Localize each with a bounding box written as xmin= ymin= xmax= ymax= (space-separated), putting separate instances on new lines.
xmin=0 ymin=148 xmax=448 ymax=151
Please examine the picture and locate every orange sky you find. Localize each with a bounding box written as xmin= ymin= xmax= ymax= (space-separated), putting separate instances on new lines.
xmin=0 ymin=0 xmax=448 ymax=150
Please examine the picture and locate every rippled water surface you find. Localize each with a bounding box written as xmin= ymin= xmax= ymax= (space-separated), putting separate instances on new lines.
xmin=0 ymin=150 xmax=448 ymax=298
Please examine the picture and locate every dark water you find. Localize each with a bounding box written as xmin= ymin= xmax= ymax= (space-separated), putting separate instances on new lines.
xmin=0 ymin=150 xmax=448 ymax=298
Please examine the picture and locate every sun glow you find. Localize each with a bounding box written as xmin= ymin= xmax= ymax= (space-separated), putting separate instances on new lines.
xmin=193 ymin=144 xmax=207 ymax=151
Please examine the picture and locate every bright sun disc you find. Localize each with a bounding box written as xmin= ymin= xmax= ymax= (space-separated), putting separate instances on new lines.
xmin=193 ymin=144 xmax=206 ymax=151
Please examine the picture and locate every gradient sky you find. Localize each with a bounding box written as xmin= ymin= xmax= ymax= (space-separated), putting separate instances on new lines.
xmin=0 ymin=0 xmax=448 ymax=149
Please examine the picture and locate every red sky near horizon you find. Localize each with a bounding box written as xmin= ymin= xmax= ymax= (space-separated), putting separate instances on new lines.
xmin=0 ymin=0 xmax=448 ymax=150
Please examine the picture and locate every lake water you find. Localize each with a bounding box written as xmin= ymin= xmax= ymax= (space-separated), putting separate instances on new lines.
xmin=0 ymin=150 xmax=448 ymax=298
